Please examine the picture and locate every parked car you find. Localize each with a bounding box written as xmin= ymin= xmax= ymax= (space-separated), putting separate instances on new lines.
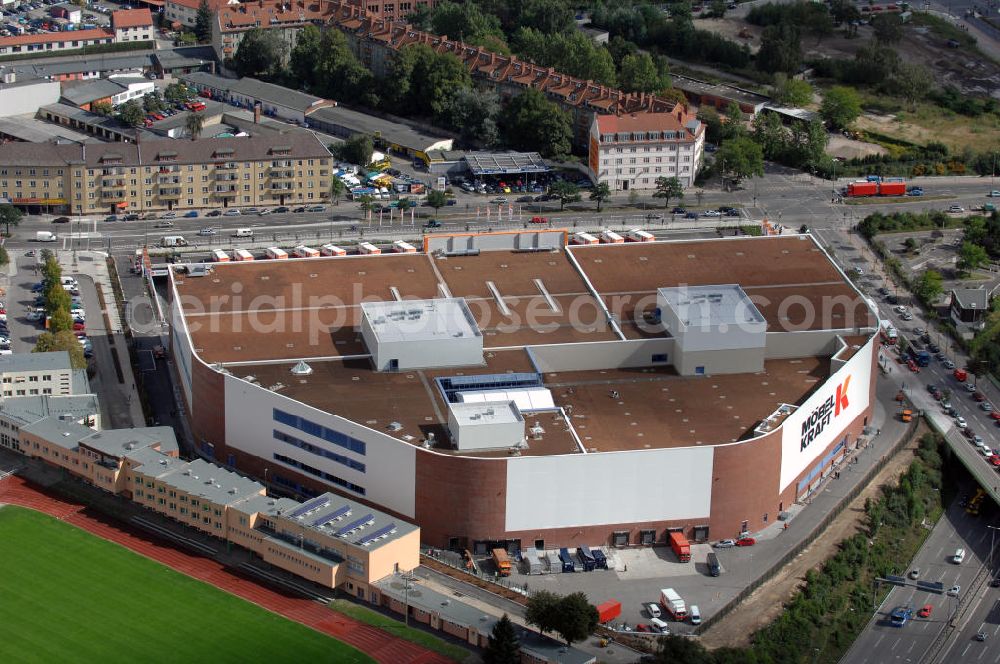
xmin=714 ymin=539 xmax=736 ymax=549
xmin=702 ymin=210 xmax=722 ymax=218
xmin=153 ymin=221 xmax=174 ymax=228
xmin=305 ymin=205 xmax=325 ymax=212
xmin=530 ymin=216 xmax=549 ymax=224
xmin=909 ymin=568 xmax=920 ymax=579
xmin=51 ymin=216 xmax=71 ymax=223
xmin=223 ymin=209 xmax=242 ymax=216
xmin=948 ymin=205 xmax=965 ymax=213
xmin=183 ymin=210 xmax=198 ymax=218
xmin=206 ymin=209 xmax=223 ymax=217
xmin=948 ymin=585 xmax=961 ymax=596
xmin=273 ymin=206 xmax=290 ymax=214
xmin=918 ymin=604 xmax=933 ymax=618
xmin=197 ymin=228 xmax=217 ymax=236
xmin=736 ymin=537 xmax=756 ymax=547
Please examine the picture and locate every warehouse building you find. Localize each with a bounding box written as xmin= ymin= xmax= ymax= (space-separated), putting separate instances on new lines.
xmin=168 ymin=233 xmax=878 ymax=552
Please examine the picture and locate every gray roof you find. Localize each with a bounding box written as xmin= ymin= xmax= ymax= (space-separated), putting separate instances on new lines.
xmin=71 ymin=368 xmax=91 ymax=396
xmin=953 ymin=287 xmax=989 ymax=311
xmin=762 ymin=104 xmax=820 ymax=123
xmin=0 ymin=115 xmax=94 ymax=144
xmin=671 ymin=73 xmax=770 ymax=109
xmin=376 ymin=574 xmax=594 ymax=664
xmin=60 ymin=78 xmax=128 ymax=106
xmin=124 ymin=444 xmax=184 ymax=470
xmin=181 ymin=72 xmax=326 ymax=114
xmin=1 ymin=54 xmax=151 ymax=79
xmin=228 ymin=493 xmax=300 ymax=517
xmin=148 ymin=99 xmax=226 ymax=131
xmin=0 ymin=394 xmax=99 ymax=427
xmin=79 ymin=426 xmax=178 ymax=458
xmin=307 ymin=104 xmax=453 ymax=153
xmin=0 ymin=351 xmax=71 ymax=374
xmin=426 ymin=150 xmax=466 ymax=163
xmin=152 ymin=46 xmax=216 ymax=71
xmin=21 ymin=416 xmax=96 ymax=451
xmin=142 ymin=458 xmax=265 ymax=506
xmin=465 ymin=151 xmax=550 ymax=176
xmin=273 ymin=491 xmax=418 ymax=550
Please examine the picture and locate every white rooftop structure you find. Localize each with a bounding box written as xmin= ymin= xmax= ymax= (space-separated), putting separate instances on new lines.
xmin=457 ymin=388 xmax=555 ymax=411
xmin=447 ymin=400 xmax=526 ymax=451
xmin=657 ymin=284 xmax=765 ymax=330
xmin=360 ymin=298 xmax=483 ymax=371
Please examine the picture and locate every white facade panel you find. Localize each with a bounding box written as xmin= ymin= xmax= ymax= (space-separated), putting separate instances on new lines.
xmin=504 ymin=446 xmax=714 ymax=531
xmin=223 ymin=374 xmax=417 ymax=517
xmin=778 ymin=336 xmax=874 ymax=492
xmin=169 ymin=295 xmax=193 ymax=407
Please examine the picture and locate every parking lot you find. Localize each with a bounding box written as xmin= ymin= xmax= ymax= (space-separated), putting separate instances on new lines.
xmin=881 ymin=228 xmax=1000 ymax=296
xmin=1 ymin=0 xmax=114 ymax=38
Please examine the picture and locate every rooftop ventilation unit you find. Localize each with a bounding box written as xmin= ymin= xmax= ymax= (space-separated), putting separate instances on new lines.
xmin=290 ymin=360 xmax=312 ymax=376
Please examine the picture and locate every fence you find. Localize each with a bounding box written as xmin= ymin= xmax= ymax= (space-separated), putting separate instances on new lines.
xmin=693 ymin=414 xmax=920 ymax=636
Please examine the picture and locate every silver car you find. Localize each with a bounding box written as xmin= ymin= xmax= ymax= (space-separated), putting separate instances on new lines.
xmin=714 ymin=539 xmax=737 ymax=549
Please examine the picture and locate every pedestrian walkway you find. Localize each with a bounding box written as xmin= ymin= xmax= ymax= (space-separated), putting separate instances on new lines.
xmin=0 ymin=474 xmax=450 ymax=664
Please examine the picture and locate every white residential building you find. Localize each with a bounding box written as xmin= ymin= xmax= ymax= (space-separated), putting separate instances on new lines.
xmin=587 ymin=111 xmax=705 ymax=191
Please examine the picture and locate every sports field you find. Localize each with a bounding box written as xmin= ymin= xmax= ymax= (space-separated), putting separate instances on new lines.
xmin=0 ymin=506 xmax=373 ymax=664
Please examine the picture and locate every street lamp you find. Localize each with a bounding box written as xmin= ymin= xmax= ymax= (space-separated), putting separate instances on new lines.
xmin=402 ymin=572 xmax=416 ymax=627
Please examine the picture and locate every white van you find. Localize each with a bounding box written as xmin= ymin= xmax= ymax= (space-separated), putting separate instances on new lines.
xmin=233 ymin=228 xmax=254 ymax=238
xmin=689 ymin=605 xmax=702 ymax=625
xmin=953 ymin=548 xmax=966 ymax=564
xmin=646 ymin=603 xmax=661 ymax=619
xmin=650 ymin=617 xmax=670 ymax=634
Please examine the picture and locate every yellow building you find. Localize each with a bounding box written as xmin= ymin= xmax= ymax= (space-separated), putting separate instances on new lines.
xmin=0 ymin=132 xmax=333 ymax=215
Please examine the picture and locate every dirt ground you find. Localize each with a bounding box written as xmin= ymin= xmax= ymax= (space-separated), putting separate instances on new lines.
xmin=700 ymin=426 xmax=924 ymax=650
xmin=827 ymin=134 xmax=889 ymax=159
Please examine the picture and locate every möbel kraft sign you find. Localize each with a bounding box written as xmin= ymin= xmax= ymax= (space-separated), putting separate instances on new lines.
xmin=800 ymin=376 xmax=851 ymax=451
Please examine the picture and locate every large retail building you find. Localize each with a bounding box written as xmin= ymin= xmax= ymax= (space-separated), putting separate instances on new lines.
xmin=169 ymin=232 xmax=878 ymax=552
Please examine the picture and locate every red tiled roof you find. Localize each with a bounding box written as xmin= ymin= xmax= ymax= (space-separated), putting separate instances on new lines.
xmin=0 ymin=28 xmax=112 ymax=49
xmin=596 ymin=112 xmax=689 ymax=134
xmin=167 ymin=0 xmax=232 ymax=9
xmin=112 ymin=8 xmax=153 ymax=29
xmin=217 ymin=0 xmax=331 ymax=30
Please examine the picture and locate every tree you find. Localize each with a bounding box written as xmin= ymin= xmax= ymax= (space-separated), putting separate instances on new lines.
xmin=194 ymin=0 xmax=213 ymax=43
xmin=549 ymin=181 xmax=581 ymax=211
xmin=904 ymin=237 xmax=918 ymax=253
xmin=756 ymin=22 xmax=802 ymax=74
xmin=553 ymin=592 xmax=598 ymax=646
xmin=47 ymin=307 xmax=73 ymax=334
xmin=660 ymin=88 xmax=689 ymax=107
xmin=511 ymin=27 xmax=617 ymax=87
xmin=314 ymin=29 xmax=377 ymax=105
xmin=619 ymin=53 xmax=667 ymax=93
xmin=589 ymin=183 xmax=612 ymax=211
xmin=959 ymin=241 xmax=989 ymax=273
xmin=914 ymin=269 xmax=944 ymax=304
xmin=820 ymin=86 xmax=862 ymax=131
xmin=0 ymin=204 xmax=23 ymax=235
xmin=525 ymin=590 xmax=560 ymax=636
xmin=44 ymin=282 xmax=70 ymax=319
xmin=142 ymin=90 xmax=164 ymax=114
xmin=483 ymin=614 xmax=520 ymax=664
xmin=164 ymin=82 xmax=190 ymax=103
xmin=386 ymin=44 xmax=471 ymax=118
xmin=426 ymin=189 xmax=449 ymax=211
xmin=500 ymin=89 xmax=572 ymax=159
xmin=357 ymin=194 xmax=375 ymax=215
xmin=328 ymin=178 xmax=347 ymax=205
xmin=885 ymin=62 xmax=932 ymax=106
xmin=707 ymin=0 xmax=727 ymax=19
xmin=772 ymin=73 xmax=813 ymax=106
xmin=715 ymin=136 xmax=765 ymax=187
xmin=185 ymin=113 xmax=204 ymax=140
xmin=871 ymin=13 xmax=904 ymax=44
xmin=431 ymin=1 xmax=504 ymax=45
xmin=396 ymin=197 xmax=414 ymax=214
xmin=34 ymin=331 xmax=86 ymax=369
xmin=0 ymin=246 xmax=8 ymax=267
xmin=436 ymin=87 xmax=500 ymax=147
xmin=232 ymin=28 xmax=285 ymax=79
xmin=289 ymin=24 xmax=322 ymax=88
xmin=653 ymin=634 xmax=714 ymax=663
xmin=653 ymin=176 xmax=684 ymax=209
xmin=116 ymin=99 xmax=145 ymax=127
xmin=337 ymin=134 xmax=374 ymax=168
xmin=90 ymin=100 xmax=113 ymax=116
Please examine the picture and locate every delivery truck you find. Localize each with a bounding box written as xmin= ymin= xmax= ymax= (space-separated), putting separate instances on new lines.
xmin=660 ymin=588 xmax=687 ymax=620
xmin=669 ymin=531 xmax=691 ymax=562
xmin=358 ymin=242 xmax=381 ymax=255
xmin=392 ymin=240 xmax=416 ymax=253
xmin=596 ymin=600 xmax=622 ymax=623
xmin=159 ymin=235 xmax=188 ymax=247
xmin=572 ymin=232 xmax=598 ymax=245
xmin=35 ymin=231 xmax=58 ymax=242
xmin=211 ymin=249 xmax=229 ymax=262
xmin=626 ymin=229 xmax=654 ymax=242
xmin=265 ymin=247 xmax=288 ymax=260
xmin=321 ymin=244 xmax=346 ymax=256
xmin=292 ymin=245 xmax=319 ymax=258
xmin=600 ymin=230 xmax=624 ymax=244
xmin=233 ymin=249 xmax=254 ymax=261
xmin=492 ymin=548 xmax=511 ymax=577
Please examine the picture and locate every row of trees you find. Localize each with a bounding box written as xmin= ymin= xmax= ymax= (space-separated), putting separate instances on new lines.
xmin=34 ymin=252 xmax=86 ymax=369
xmin=524 ymin=590 xmax=598 ymax=646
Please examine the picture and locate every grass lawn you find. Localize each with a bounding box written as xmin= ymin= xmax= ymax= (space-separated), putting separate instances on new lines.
xmin=329 ymin=599 xmax=471 ymax=662
xmin=0 ymin=506 xmax=372 ymax=664
xmin=857 ymin=100 xmax=1000 ymax=154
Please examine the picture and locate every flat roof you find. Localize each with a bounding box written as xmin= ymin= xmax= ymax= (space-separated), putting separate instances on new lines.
xmin=0 ymin=115 xmax=95 ymax=144
xmin=0 ymin=394 xmax=99 ymax=427
xmin=361 ymin=298 xmax=480 ymax=343
xmin=272 ymin=491 xmax=419 ymax=548
xmin=0 ymin=351 xmax=71 ymax=373
xmin=464 ymin=151 xmax=549 ymax=175
xmin=671 ymin=73 xmax=770 ymax=109
xmin=658 ymin=284 xmax=765 ymax=329
xmin=181 ymin=72 xmax=325 ymax=113
xmin=307 ymin=104 xmax=452 ymax=153
xmin=449 ymin=400 xmax=523 ymax=426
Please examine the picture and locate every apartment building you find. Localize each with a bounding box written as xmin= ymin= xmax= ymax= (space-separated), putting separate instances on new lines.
xmin=213 ymin=0 xmax=332 ymax=63
xmin=588 ymin=111 xmax=705 ymax=190
xmin=111 ymin=8 xmax=155 ymax=43
xmin=0 ymin=352 xmax=75 ymax=398
xmin=164 ymin=0 xmax=235 ymax=29
xmin=0 ymin=9 xmax=153 ymax=56
xmin=0 ymin=132 xmax=333 ymax=215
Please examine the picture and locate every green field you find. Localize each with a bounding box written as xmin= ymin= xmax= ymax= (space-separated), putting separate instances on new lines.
xmin=0 ymin=506 xmax=373 ymax=664
xmin=329 ymin=599 xmax=471 ymax=662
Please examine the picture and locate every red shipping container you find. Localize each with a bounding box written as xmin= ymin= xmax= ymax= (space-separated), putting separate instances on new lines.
xmin=596 ymin=600 xmax=622 ymax=623
xmin=847 ymin=181 xmax=878 ymax=197
xmin=878 ymin=182 xmax=906 ymax=196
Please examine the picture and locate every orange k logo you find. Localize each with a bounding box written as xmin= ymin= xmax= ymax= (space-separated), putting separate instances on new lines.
xmin=835 ymin=375 xmax=851 ymax=416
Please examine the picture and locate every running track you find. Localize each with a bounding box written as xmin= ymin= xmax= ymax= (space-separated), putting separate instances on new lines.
xmin=0 ymin=476 xmax=452 ymax=664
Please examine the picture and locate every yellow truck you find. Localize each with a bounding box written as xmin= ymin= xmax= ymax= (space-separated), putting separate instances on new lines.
xmin=899 ymin=409 xmax=913 ymax=423
xmin=492 ymin=548 xmax=511 ymax=576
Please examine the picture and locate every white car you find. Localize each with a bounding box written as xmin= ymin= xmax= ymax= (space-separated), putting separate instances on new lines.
xmin=948 ymin=585 xmax=961 ymax=596
xmin=980 ymin=446 xmax=993 ymax=457
xmin=956 ymin=416 xmax=968 ymax=429
xmin=701 ymin=210 xmax=722 ymax=217
xmin=223 ymin=209 xmax=242 ymax=216
xmin=944 ymin=360 xmax=956 ymax=370
xmin=258 ymin=208 xmax=272 ymax=216
xmin=646 ymin=603 xmax=661 ymax=619
xmin=948 ymin=205 xmax=965 ymax=213
xmin=966 ymin=382 xmax=977 ymax=392
xmin=197 ymin=228 xmax=217 ymax=236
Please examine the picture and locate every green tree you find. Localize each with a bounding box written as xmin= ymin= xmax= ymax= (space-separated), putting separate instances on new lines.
xmin=232 ymin=28 xmax=285 ymax=79
xmin=337 ymin=134 xmax=374 ymax=167
xmin=483 ymin=614 xmax=520 ymax=664
xmin=553 ymin=592 xmax=598 ymax=646
xmin=653 ymin=634 xmax=714 ymax=663
xmin=329 ymin=178 xmax=347 ymax=205
xmin=426 ymin=189 xmax=449 ymax=211
xmin=501 ymin=89 xmax=572 ymax=159
xmin=660 ymin=87 xmax=689 ymax=107
xmin=525 ymin=590 xmax=560 ymax=636
xmin=619 ymin=53 xmax=667 ymax=93
xmin=164 ymin=82 xmax=190 ymax=103
xmin=194 ymin=0 xmax=213 ymax=43
xmin=653 ymin=176 xmax=684 ymax=209
xmin=0 ymin=204 xmax=23 ymax=235
xmin=885 ymin=62 xmax=932 ymax=106
xmin=511 ymin=27 xmax=617 ymax=87
xmin=715 ymin=136 xmax=765 ymax=187
xmin=549 ymin=181 xmax=581 ymax=211
xmin=707 ymin=0 xmax=728 ymax=18
xmin=871 ymin=13 xmax=904 ymax=44
xmin=0 ymin=246 xmax=8 ymax=267
xmin=142 ymin=91 xmax=164 ymax=114
xmin=315 ymin=29 xmax=377 ymax=105
xmin=90 ymin=100 xmax=113 ymax=116
xmin=44 ymin=282 xmax=70 ymax=318
xmin=589 ymin=182 xmax=612 ymax=211
xmin=772 ymin=73 xmax=813 ymax=106
xmin=116 ymin=99 xmax=145 ymax=127
xmin=33 ymin=331 xmax=86 ymax=369
xmin=436 ymin=87 xmax=500 ymax=147
xmin=47 ymin=307 xmax=73 ymax=334
xmin=914 ymin=269 xmax=944 ymax=304
xmin=820 ymin=85 xmax=862 ymax=131
xmin=395 ymin=197 xmax=414 ymax=214
xmin=431 ymin=1 xmax=504 ymax=44
xmin=756 ymin=22 xmax=802 ymax=74
xmin=959 ymin=241 xmax=989 ymax=273
xmin=289 ymin=24 xmax=322 ymax=88
xmin=357 ymin=194 xmax=376 ymax=215
xmin=697 ymin=107 xmax=723 ymax=145
xmin=386 ymin=44 xmax=471 ymax=118
xmin=185 ymin=113 xmax=205 ymax=140
xmin=904 ymin=237 xmax=918 ymax=253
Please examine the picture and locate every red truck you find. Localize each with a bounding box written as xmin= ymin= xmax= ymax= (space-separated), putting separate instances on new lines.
xmin=846 ymin=181 xmax=878 ymax=197
xmin=669 ymin=531 xmax=691 ymax=562
xmin=878 ymin=181 xmax=906 ymax=196
xmin=954 ymin=368 xmax=968 ymax=382
xmin=596 ymin=600 xmax=621 ymax=623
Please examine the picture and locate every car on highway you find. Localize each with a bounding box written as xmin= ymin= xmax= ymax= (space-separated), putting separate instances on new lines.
xmin=161 ymin=212 xmax=177 ymax=219
xmin=51 ymin=216 xmax=71 ymax=223
xmin=948 ymin=205 xmax=965 ymax=213
xmin=917 ymin=604 xmax=933 ymax=618
xmin=948 ymin=585 xmax=961 ymax=596
xmin=183 ymin=210 xmax=198 ymax=218
xmin=944 ymin=360 xmax=956 ymax=370
xmin=671 ymin=207 xmax=686 ymax=214
xmin=491 ymin=197 xmax=508 ymax=204
xmin=206 ymin=209 xmax=223 ymax=217
xmin=714 ymin=539 xmax=736 ymax=549
xmin=956 ymin=416 xmax=968 ymax=429
xmin=424 ymin=219 xmax=442 ymax=228
xmin=153 ymin=221 xmax=174 ymax=228
xmin=258 ymin=208 xmax=272 ymax=216
xmin=736 ymin=537 xmax=756 ymax=547
xmin=966 ymin=382 xmax=977 ymax=393
xmin=223 ymin=209 xmax=242 ymax=216
xmin=306 ymin=205 xmax=325 ymax=213
xmin=702 ymin=210 xmax=722 ymax=217
xmin=989 ymin=190 xmax=1000 ymax=197
xmin=197 ymin=228 xmax=216 ymax=236
xmin=530 ymin=216 xmax=549 ymax=224
xmin=974 ymin=391 xmax=986 ymax=402
xmin=273 ymin=206 xmax=290 ymax=214
xmin=928 ymin=343 xmax=940 ymax=353
xmin=907 ymin=188 xmax=924 ymax=196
